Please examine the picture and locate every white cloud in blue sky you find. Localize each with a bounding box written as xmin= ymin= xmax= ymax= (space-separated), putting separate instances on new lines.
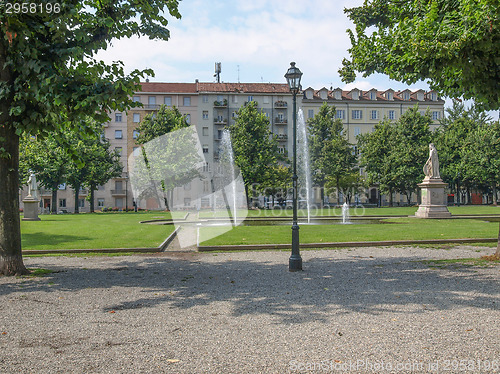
xmin=95 ymin=0 xmax=499 ymax=119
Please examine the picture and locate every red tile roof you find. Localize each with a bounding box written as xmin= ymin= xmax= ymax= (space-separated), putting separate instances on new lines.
xmin=198 ymin=82 xmax=290 ymax=94
xmin=136 ymin=82 xmax=197 ymax=93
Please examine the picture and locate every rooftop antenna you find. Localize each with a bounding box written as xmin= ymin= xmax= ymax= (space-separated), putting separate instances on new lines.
xmin=237 ymin=65 xmax=240 ymax=83
xmin=214 ymin=62 xmax=221 ymax=83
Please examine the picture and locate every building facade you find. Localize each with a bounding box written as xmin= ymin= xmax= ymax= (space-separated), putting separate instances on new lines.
xmin=20 ymin=81 xmax=445 ymax=212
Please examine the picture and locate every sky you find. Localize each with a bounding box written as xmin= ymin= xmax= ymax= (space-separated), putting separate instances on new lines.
xmin=95 ymin=0 xmax=498 ymax=119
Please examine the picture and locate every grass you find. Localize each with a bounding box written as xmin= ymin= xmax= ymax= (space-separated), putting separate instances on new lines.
xmin=199 ymin=217 xmax=499 ymax=246
xmin=21 ymin=212 xmax=175 ymax=250
xmin=421 ymin=258 xmax=500 ymax=269
xmin=198 ymin=204 xmax=500 ymax=218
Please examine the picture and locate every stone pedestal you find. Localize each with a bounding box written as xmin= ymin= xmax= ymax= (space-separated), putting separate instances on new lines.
xmin=22 ymin=197 xmax=41 ymax=221
xmin=415 ymin=178 xmax=451 ymax=218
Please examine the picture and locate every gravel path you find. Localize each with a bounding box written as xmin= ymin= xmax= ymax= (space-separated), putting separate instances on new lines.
xmin=1 ymin=246 xmax=499 ymax=373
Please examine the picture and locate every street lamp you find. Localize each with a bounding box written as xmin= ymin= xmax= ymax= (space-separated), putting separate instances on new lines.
xmin=285 ymin=62 xmax=303 ymax=272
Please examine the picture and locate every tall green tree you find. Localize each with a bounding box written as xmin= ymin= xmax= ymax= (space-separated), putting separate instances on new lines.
xmin=0 ymin=1 xmax=181 ymax=275
xmin=133 ymin=105 xmax=201 ymax=211
xmin=340 ymin=0 xmax=499 ymax=110
xmin=308 ymin=103 xmax=357 ymax=205
xmin=229 ymin=101 xmax=280 ymax=207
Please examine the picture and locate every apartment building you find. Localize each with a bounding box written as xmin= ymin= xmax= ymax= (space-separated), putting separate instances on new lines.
xmin=20 ymin=81 xmax=444 ymax=212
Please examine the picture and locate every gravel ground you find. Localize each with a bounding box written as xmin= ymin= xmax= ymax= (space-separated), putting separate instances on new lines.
xmin=0 ymin=246 xmax=499 ymax=373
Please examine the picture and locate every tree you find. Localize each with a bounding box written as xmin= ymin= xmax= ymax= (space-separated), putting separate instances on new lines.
xmin=0 ymin=1 xmax=181 ymax=275
xmin=308 ymin=103 xmax=357 ymax=205
xmin=133 ymin=105 xmax=202 ymax=211
xmin=340 ymin=0 xmax=500 ymax=110
xmin=229 ymin=101 xmax=280 ymax=207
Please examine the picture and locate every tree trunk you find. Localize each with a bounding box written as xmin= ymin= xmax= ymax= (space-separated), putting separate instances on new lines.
xmin=245 ymin=184 xmax=251 ymax=209
xmin=493 ymin=186 xmax=497 ymax=206
xmin=495 ymin=222 xmax=500 ymax=258
xmin=0 ymin=125 xmax=29 ymax=275
xmin=389 ymin=188 xmax=394 ymax=207
xmin=51 ymin=187 xmax=58 ymax=214
xmin=74 ymin=184 xmax=80 ymax=213
xmin=89 ymin=183 xmax=95 ymax=213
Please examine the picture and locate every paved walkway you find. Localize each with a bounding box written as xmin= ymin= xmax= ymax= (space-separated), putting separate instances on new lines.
xmin=1 ymin=246 xmax=499 ymax=373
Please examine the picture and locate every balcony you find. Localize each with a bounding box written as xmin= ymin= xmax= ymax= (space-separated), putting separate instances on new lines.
xmin=213 ymin=99 xmax=228 ymax=108
xmin=111 ymin=189 xmax=127 ymax=196
xmin=275 ymin=118 xmax=288 ymax=125
xmin=276 ymin=134 xmax=288 ymax=141
xmin=274 ymin=101 xmax=288 ymax=108
xmin=214 ymin=118 xmax=228 ymax=125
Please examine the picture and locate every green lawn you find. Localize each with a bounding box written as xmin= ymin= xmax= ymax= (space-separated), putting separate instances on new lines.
xmin=199 ymin=205 xmax=500 ymax=219
xmin=199 ymin=218 xmax=499 ymax=246
xmin=21 ymin=212 xmax=176 ymax=250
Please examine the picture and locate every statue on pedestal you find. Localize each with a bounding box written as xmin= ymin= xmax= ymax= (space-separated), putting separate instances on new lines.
xmin=423 ymin=143 xmax=440 ymax=179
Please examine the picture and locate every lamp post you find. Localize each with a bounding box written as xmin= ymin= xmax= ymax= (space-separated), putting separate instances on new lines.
xmin=285 ymin=62 xmax=303 ymax=272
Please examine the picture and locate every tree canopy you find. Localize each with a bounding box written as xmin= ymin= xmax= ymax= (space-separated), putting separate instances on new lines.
xmin=340 ymin=0 xmax=499 ymax=110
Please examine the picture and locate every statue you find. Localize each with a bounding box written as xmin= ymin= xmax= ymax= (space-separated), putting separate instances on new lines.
xmin=27 ymin=171 xmax=38 ymax=199
xmin=423 ymin=143 xmax=440 ymax=179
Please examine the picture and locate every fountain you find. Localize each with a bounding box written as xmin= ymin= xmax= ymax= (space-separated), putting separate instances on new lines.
xmin=220 ymin=129 xmax=238 ymax=226
xmin=297 ymin=109 xmax=312 ymax=223
xmin=342 ymin=202 xmax=350 ymax=224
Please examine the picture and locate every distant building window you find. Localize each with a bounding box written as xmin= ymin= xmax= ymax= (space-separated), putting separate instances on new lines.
xmin=133 ymin=113 xmax=140 ymax=123
xmin=388 ymin=110 xmax=395 ymax=120
xmin=133 ymin=96 xmax=140 ymax=102
xmin=370 ymin=110 xmax=379 ymax=120
xmin=354 ymin=127 xmax=361 ymax=136
xmin=202 ymin=111 xmax=209 ymax=119
xmin=432 ymin=111 xmax=440 ymax=120
xmin=369 ymin=91 xmax=376 ymax=100
xmin=232 ymin=95 xmax=238 ymax=104
xmin=352 ymin=110 xmax=362 ymax=120
xmin=115 ymin=198 xmax=123 ymax=209
xmin=386 ymin=92 xmax=393 ymax=101
xmin=59 ymin=199 xmax=66 ymax=208
xmin=97 ymin=198 xmax=105 ymax=207
xmin=183 ymin=97 xmax=191 ymax=106
xmin=403 ymin=92 xmax=410 ymax=101
xmin=115 ymin=113 xmax=122 ymax=122
xmin=133 ymin=130 xmax=139 ymax=139
xmin=202 ymin=162 xmax=210 ymax=172
xmin=203 ymin=181 xmax=210 ymax=192
xmin=164 ymin=96 xmax=172 ymax=106
xmin=202 ymin=144 xmax=209 ymax=154
xmin=263 ymin=96 xmax=270 ymax=104
xmin=148 ymin=96 xmax=156 ymax=106
xmin=202 ymin=95 xmax=208 ymax=103
xmin=247 ymin=96 xmax=254 ymax=102
xmin=278 ymin=146 xmax=286 ymax=154
xmin=202 ymin=127 xmax=209 ymax=136
xmin=184 ymin=198 xmax=191 ymax=207
xmin=308 ymin=109 xmax=314 ymax=119
xmin=336 ymin=110 xmax=345 ymax=119
xmin=114 ymin=130 xmax=123 ymax=139
xmin=217 ymin=95 xmax=223 ymax=102
xmin=78 ymin=199 xmax=85 ymax=208
xmin=430 ymin=92 xmax=437 ymax=101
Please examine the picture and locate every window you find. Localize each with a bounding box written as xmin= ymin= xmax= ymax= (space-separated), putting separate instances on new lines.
xmin=202 ymin=144 xmax=209 ymax=154
xmin=403 ymin=92 xmax=410 ymax=101
xmin=370 ymin=110 xmax=379 ymax=120
xmin=217 ymin=129 xmax=223 ymax=140
xmin=183 ymin=97 xmax=191 ymax=106
xmin=278 ymin=146 xmax=286 ymax=154
xmin=133 ymin=130 xmax=140 ymax=139
xmin=164 ymin=96 xmax=172 ymax=106
xmin=232 ymin=111 xmax=238 ymax=118
xmin=432 ymin=111 xmax=440 ymax=120
xmin=184 ymin=198 xmax=191 ymax=207
xmin=115 ymin=147 xmax=122 ymax=156
xmin=336 ymin=110 xmax=345 ymax=119
xmin=217 ymin=95 xmax=223 ymax=102
xmin=308 ymin=109 xmax=314 ymax=119
xmin=115 ymin=181 xmax=123 ymax=191
xmin=232 ymin=95 xmax=238 ymax=104
xmin=369 ymin=91 xmax=376 ymax=100
xmin=115 ymin=198 xmax=123 ymax=209
xmin=114 ymin=130 xmax=123 ymax=139
xmin=133 ymin=96 xmax=140 ymax=102
xmin=203 ymin=181 xmax=210 ymax=192
xmin=185 ymin=114 xmax=191 ymax=124
xmin=133 ymin=113 xmax=140 ymax=123
xmin=202 ymin=95 xmax=208 ymax=103
xmin=354 ymin=127 xmax=361 ymax=136
xmin=148 ymin=96 xmax=156 ymax=106
xmin=388 ymin=110 xmax=395 ymax=120
xmin=59 ymin=199 xmax=66 ymax=208
xmin=352 ymin=110 xmax=362 ymax=120
xmin=247 ymin=95 xmax=253 ymax=102
xmin=277 ymin=113 xmax=284 ymax=121
xmin=202 ymin=127 xmax=209 ymax=136
xmin=115 ymin=113 xmax=122 ymax=122
xmin=202 ymin=162 xmax=210 ymax=172
xmin=263 ymin=96 xmax=270 ymax=104
xmin=202 ymin=111 xmax=209 ymax=120
xmin=97 ymin=198 xmax=105 ymax=207
xmin=78 ymin=199 xmax=85 ymax=208
xmin=430 ymin=92 xmax=437 ymax=101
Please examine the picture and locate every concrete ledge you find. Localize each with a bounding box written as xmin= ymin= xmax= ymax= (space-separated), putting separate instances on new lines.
xmin=22 ymin=247 xmax=160 ymax=255
xmin=198 ymin=238 xmax=498 ymax=252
